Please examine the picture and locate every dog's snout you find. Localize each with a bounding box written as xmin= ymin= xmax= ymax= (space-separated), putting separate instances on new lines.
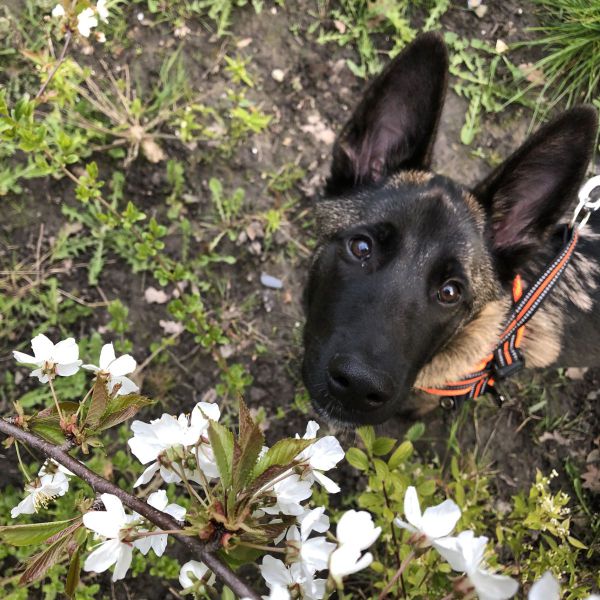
xmin=327 ymin=354 xmax=393 ymax=410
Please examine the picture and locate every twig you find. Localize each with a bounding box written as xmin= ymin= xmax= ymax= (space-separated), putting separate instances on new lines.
xmin=377 ymin=550 xmax=416 ymax=600
xmin=0 ymin=419 xmax=260 ymax=600
xmin=35 ymin=30 xmax=73 ymax=101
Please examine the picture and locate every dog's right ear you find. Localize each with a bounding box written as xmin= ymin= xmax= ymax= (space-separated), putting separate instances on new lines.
xmin=326 ymin=33 xmax=448 ymax=196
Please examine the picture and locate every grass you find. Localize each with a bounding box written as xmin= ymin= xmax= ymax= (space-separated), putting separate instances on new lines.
xmin=523 ymin=0 xmax=600 ymax=116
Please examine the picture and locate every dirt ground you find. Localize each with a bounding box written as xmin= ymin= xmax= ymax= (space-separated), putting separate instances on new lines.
xmin=1 ymin=0 xmax=599 ymax=596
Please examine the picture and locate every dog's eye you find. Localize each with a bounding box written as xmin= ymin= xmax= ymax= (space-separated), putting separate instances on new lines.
xmin=348 ymin=236 xmax=372 ymax=260
xmin=437 ymin=281 xmax=461 ymax=305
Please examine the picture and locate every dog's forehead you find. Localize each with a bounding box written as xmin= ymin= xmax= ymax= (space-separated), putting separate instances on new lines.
xmin=316 ymin=172 xmax=483 ymax=240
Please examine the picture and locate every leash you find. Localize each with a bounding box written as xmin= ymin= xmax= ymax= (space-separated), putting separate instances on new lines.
xmin=419 ymin=175 xmax=600 ymax=410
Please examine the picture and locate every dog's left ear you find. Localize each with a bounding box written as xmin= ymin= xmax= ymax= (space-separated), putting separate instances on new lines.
xmin=326 ymin=32 xmax=448 ymax=195
xmin=474 ymin=106 xmax=598 ymax=282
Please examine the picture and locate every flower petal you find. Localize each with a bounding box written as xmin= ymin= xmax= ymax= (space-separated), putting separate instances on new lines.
xmin=110 ymin=375 xmax=139 ymax=395
xmin=528 ymin=571 xmax=560 ymax=600
xmin=52 ymin=338 xmax=79 ymax=364
xmin=83 ymin=539 xmax=121 ymax=574
xmin=112 ymin=543 xmax=133 ymax=581
xmin=12 ymin=351 xmax=39 ymax=365
xmin=31 ymin=334 xmax=54 ymax=361
xmin=56 ymin=361 xmax=82 ymax=377
xmin=403 ymin=486 xmax=422 ymax=529
xmin=468 ymin=567 xmax=519 ymax=600
xmin=134 ymin=462 xmax=159 ymax=487
xmin=260 ymin=555 xmax=292 ymax=588
xmin=179 ymin=560 xmax=210 ymax=588
xmin=312 ymin=470 xmax=340 ymax=493
xmin=108 ymin=354 xmax=136 ymax=377
xmin=99 ymin=343 xmax=116 ymax=370
xmin=422 ymin=499 xmax=461 ymax=539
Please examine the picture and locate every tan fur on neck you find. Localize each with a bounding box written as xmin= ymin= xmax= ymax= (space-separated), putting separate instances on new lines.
xmin=414 ymin=298 xmax=510 ymax=387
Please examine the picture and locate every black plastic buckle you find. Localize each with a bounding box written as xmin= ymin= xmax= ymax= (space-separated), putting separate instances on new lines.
xmin=493 ymin=350 xmax=525 ymax=380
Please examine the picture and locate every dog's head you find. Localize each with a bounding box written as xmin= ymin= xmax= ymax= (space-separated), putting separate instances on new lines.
xmin=302 ymin=33 xmax=597 ymax=426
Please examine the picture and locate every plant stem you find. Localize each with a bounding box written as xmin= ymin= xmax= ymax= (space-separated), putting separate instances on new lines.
xmin=377 ymin=550 xmax=416 ymax=600
xmin=0 ymin=418 xmax=261 ymax=600
xmin=14 ymin=441 xmax=32 ymax=483
xmin=35 ymin=30 xmax=73 ymax=101
xmin=237 ymin=542 xmax=286 ymax=553
xmin=47 ymin=377 xmax=64 ymax=422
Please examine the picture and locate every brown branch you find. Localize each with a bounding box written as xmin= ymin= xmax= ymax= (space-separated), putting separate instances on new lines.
xmin=0 ymin=419 xmax=260 ymax=600
xmin=35 ymin=30 xmax=73 ymax=101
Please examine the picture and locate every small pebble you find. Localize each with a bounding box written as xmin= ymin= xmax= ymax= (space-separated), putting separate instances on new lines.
xmin=271 ymin=68 xmax=285 ymax=82
xmin=261 ymin=273 xmax=283 ymax=289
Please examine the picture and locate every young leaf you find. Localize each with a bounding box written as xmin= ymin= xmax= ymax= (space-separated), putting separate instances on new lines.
xmin=84 ymin=374 xmax=110 ymax=428
xmin=96 ymin=394 xmax=154 ymax=431
xmin=372 ymin=437 xmax=396 ymax=456
xmin=65 ymin=543 xmax=83 ymax=598
xmin=20 ymin=531 xmax=72 ymax=584
xmin=388 ymin=440 xmax=413 ymax=470
xmin=252 ymin=438 xmax=314 ymax=480
xmin=0 ymin=519 xmax=78 ymax=546
xmin=233 ymin=398 xmax=265 ymax=492
xmin=357 ymin=426 xmax=376 ymax=452
xmin=208 ymin=421 xmax=235 ymax=489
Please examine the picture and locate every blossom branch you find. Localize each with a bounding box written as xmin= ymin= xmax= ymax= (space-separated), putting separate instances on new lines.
xmin=0 ymin=418 xmax=261 ymax=600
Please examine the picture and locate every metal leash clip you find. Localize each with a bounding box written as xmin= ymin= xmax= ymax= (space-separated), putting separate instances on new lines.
xmin=571 ymin=175 xmax=600 ymax=230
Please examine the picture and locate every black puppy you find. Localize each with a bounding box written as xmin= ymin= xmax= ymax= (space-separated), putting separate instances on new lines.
xmin=302 ymin=33 xmax=599 ymax=426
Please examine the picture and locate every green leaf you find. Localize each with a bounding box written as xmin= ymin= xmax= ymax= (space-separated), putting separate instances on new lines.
xmin=208 ymin=421 xmax=235 ymax=488
xmin=372 ymin=437 xmax=396 ymax=456
xmin=357 ymin=426 xmax=375 ymax=452
xmin=568 ymin=536 xmax=587 ymax=550
xmin=65 ymin=544 xmax=83 ymax=598
xmin=346 ymin=448 xmax=370 ymax=471
xmin=0 ymin=519 xmax=77 ymax=546
xmin=29 ymin=417 xmax=65 ymax=445
xmin=388 ymin=440 xmax=413 ymax=470
xmin=233 ymin=398 xmax=265 ymax=492
xmin=84 ymin=375 xmax=110 ymax=428
xmin=404 ymin=422 xmax=425 ymax=442
xmin=252 ymin=438 xmax=314 ymax=480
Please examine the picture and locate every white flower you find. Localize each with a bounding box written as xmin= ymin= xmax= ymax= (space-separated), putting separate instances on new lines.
xmin=286 ymin=508 xmax=335 ymax=574
xmin=528 ymin=571 xmax=600 ymax=600
xmin=435 ymin=530 xmax=519 ymax=600
xmin=336 ymin=509 xmax=381 ymax=550
xmin=11 ymin=470 xmax=70 ymax=518
xmin=77 ymin=7 xmax=98 ymax=37
xmin=263 ymin=474 xmax=313 ymax=516
xmin=328 ymin=510 xmax=381 ymax=585
xmin=83 ymin=343 xmax=139 ymax=396
xmin=13 ymin=334 xmax=82 ymax=383
xmin=395 ymin=486 xmax=461 ymax=547
xmin=264 ymin=586 xmax=292 ymax=600
xmin=97 ymin=0 xmax=109 ymax=22
xmin=260 ymin=555 xmax=325 ymax=600
xmin=179 ymin=560 xmax=215 ymax=589
xmin=51 ymin=4 xmax=65 ymax=17
xmin=329 ymin=543 xmax=373 ymax=584
xmin=83 ymin=494 xmax=137 ymax=581
xmin=297 ymin=421 xmax=344 ymax=493
xmin=133 ymin=490 xmax=185 ymax=557
xmin=129 ymin=402 xmax=219 ymax=487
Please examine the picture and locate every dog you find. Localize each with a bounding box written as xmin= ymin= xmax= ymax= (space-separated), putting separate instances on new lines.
xmin=301 ymin=32 xmax=599 ymax=426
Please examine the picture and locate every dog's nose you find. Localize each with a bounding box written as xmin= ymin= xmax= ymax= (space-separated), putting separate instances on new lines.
xmin=327 ymin=354 xmax=393 ymax=410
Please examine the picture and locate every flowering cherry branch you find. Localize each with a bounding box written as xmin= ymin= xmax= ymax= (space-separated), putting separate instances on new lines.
xmin=0 ymin=417 xmax=261 ymax=600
